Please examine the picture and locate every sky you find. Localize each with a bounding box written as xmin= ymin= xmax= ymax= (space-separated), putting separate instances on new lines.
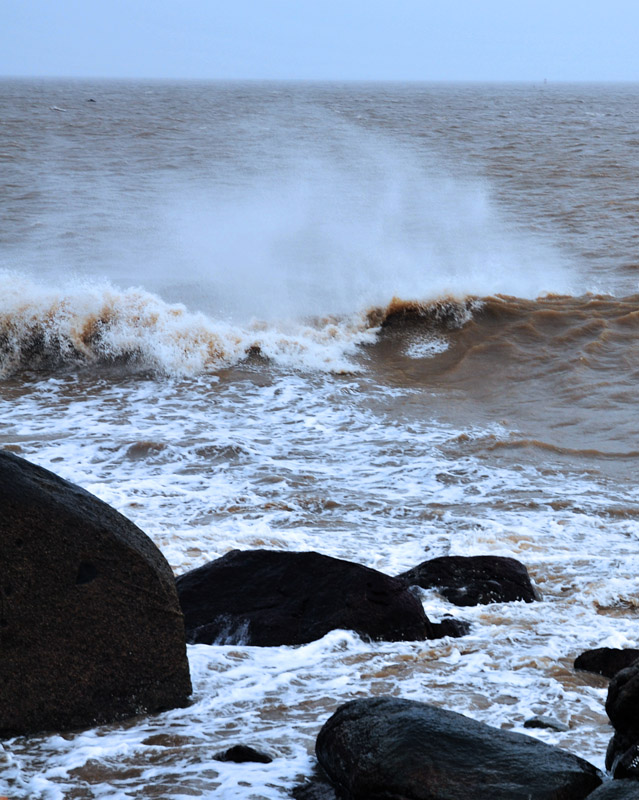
xmin=2 ymin=0 xmax=639 ymax=82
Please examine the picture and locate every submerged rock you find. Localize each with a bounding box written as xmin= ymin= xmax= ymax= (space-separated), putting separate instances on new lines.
xmin=315 ymin=696 xmax=602 ymax=800
xmin=429 ymin=614 xmax=471 ymax=638
xmin=575 ymin=648 xmax=639 ymax=679
xmin=524 ymin=715 xmax=570 ymax=732
xmin=213 ymin=744 xmax=272 ymax=763
xmin=0 ymin=451 xmax=191 ymax=737
xmin=176 ymin=549 xmax=436 ymax=646
xmin=398 ymin=554 xmax=539 ymax=606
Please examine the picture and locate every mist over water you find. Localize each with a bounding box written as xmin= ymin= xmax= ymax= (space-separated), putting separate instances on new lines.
xmin=157 ymin=130 xmax=576 ymax=321
xmin=1 ymin=83 xmax=576 ymax=325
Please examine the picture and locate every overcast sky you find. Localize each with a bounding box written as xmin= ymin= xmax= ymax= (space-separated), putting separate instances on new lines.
xmin=2 ymin=0 xmax=639 ymax=82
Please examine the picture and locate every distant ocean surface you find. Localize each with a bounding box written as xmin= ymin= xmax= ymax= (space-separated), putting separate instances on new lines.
xmin=1 ymin=79 xmax=638 ymax=799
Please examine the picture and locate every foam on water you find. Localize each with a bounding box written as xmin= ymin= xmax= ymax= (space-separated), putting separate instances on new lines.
xmin=1 ymin=367 xmax=637 ymax=797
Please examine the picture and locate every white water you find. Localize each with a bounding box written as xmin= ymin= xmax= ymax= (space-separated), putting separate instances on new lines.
xmin=2 ymin=369 xmax=637 ymax=798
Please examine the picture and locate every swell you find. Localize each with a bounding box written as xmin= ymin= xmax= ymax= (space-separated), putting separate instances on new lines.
xmin=377 ymin=292 xmax=639 ymax=379
xmin=449 ymin=432 xmax=639 ymax=461
xmin=371 ymin=291 xmax=639 ymax=459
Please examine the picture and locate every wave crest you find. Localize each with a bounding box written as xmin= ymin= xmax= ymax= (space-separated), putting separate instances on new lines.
xmin=0 ymin=274 xmax=388 ymax=377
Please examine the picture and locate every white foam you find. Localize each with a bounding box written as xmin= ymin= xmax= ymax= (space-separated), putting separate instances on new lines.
xmin=1 ymin=320 xmax=633 ymax=799
xmin=405 ymin=335 xmax=449 ymax=359
xmin=0 ymin=271 xmax=381 ymax=376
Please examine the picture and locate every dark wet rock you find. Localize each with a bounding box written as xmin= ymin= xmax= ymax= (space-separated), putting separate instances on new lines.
xmin=606 ymin=732 xmax=639 ymax=780
xmin=524 ymin=715 xmax=570 ymax=732
xmin=0 ymin=450 xmax=191 ymax=737
xmin=292 ymin=774 xmax=339 ymax=800
xmin=606 ymin=732 xmax=635 ymax=776
xmin=176 ymin=549 xmax=435 ymax=646
xmin=603 ymin=661 xmax=639 ymax=778
xmin=606 ymin=661 xmax=639 ymax=738
xmin=429 ymin=615 xmax=471 ymax=638
xmin=610 ymin=742 xmax=639 ymax=781
xmin=398 ymin=554 xmax=539 ymax=606
xmin=575 ymin=648 xmax=639 ymax=679
xmin=316 ymin=696 xmax=602 ymax=800
xmin=213 ymin=744 xmax=272 ymax=763
xmin=585 ymin=780 xmax=639 ymax=798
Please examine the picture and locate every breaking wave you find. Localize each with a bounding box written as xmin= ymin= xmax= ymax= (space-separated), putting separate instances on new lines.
xmin=0 ymin=273 xmax=480 ymax=377
xmin=0 ymin=273 xmax=379 ymax=377
xmin=2 ymin=271 xmax=636 ymax=379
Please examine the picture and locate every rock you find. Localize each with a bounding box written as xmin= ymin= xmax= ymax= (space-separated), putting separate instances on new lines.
xmin=292 ymin=775 xmax=339 ymax=800
xmin=575 ymin=648 xmax=639 ymax=679
xmin=429 ymin=615 xmax=471 ymax=638
xmin=606 ymin=662 xmax=639 ymax=739
xmin=213 ymin=744 xmax=272 ymax=763
xmin=585 ymin=781 xmax=639 ymax=798
xmin=609 ymin=741 xmax=639 ymax=780
xmin=316 ymin=696 xmax=602 ymax=800
xmin=602 ymin=660 xmax=639 ymax=778
xmin=176 ymin=549 xmax=435 ymax=646
xmin=524 ymin=715 xmax=570 ymax=732
xmin=0 ymin=451 xmax=191 ymax=737
xmin=606 ymin=732 xmax=639 ymax=780
xmin=398 ymin=554 xmax=539 ymax=606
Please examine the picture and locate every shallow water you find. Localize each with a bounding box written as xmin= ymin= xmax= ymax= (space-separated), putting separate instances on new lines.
xmin=1 ymin=80 xmax=638 ymax=798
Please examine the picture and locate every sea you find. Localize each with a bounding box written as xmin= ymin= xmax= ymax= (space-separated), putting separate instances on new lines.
xmin=1 ymin=79 xmax=638 ymax=799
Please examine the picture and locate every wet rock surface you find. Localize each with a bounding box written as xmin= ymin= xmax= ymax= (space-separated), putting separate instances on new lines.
xmin=575 ymin=648 xmax=639 ymax=679
xmin=524 ymin=715 xmax=570 ymax=732
xmin=213 ymin=744 xmax=273 ymax=763
xmin=292 ymin=775 xmax=339 ymax=800
xmin=603 ymin=661 xmax=639 ymax=779
xmin=398 ymin=554 xmax=539 ymax=606
xmin=176 ymin=549 xmax=436 ymax=646
xmin=315 ymin=696 xmax=602 ymax=800
xmin=0 ymin=451 xmax=192 ymax=737
xmin=585 ymin=781 xmax=639 ymax=798
xmin=606 ymin=661 xmax=639 ymax=745
xmin=428 ymin=614 xmax=471 ymax=638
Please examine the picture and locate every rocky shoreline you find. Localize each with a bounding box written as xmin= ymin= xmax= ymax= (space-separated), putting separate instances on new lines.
xmin=2 ymin=450 xmax=638 ymax=798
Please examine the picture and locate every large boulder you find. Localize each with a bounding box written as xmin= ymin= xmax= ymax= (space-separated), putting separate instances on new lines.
xmin=398 ymin=554 xmax=539 ymax=606
xmin=575 ymin=648 xmax=639 ymax=679
xmin=315 ymin=697 xmax=602 ymax=800
xmin=176 ymin=549 xmax=435 ymax=646
xmin=0 ymin=450 xmax=191 ymax=737
xmin=605 ymin=661 xmax=639 ymax=778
